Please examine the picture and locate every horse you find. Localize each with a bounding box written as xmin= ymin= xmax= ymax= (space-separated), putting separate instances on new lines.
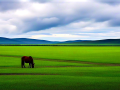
xmin=21 ymin=56 xmax=35 ymax=68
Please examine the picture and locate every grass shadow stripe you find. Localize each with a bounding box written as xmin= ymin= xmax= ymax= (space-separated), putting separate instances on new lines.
xmin=0 ymin=73 xmax=60 ymax=75
xmin=34 ymin=58 xmax=120 ymax=66
xmin=35 ymin=66 xmax=97 ymax=68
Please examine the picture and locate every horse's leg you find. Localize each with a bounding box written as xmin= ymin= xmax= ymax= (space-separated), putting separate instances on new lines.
xmin=24 ymin=63 xmax=26 ymax=68
xmin=21 ymin=57 xmax=26 ymax=68
xmin=30 ymin=63 xmax=31 ymax=68
xmin=23 ymin=62 xmax=25 ymax=68
xmin=29 ymin=63 xmax=31 ymax=68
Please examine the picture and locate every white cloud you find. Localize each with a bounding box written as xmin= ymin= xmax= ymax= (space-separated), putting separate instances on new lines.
xmin=28 ymin=31 xmax=120 ymax=41
xmin=0 ymin=24 xmax=17 ymax=34
xmin=31 ymin=34 xmax=88 ymax=38
xmin=30 ymin=34 xmax=89 ymax=41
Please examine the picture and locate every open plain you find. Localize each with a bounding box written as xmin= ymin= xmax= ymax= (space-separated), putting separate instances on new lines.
xmin=0 ymin=46 xmax=120 ymax=90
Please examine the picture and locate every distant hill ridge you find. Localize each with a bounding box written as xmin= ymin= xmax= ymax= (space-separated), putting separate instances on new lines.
xmin=61 ymin=39 xmax=120 ymax=45
xmin=0 ymin=37 xmax=120 ymax=45
xmin=0 ymin=37 xmax=58 ymax=44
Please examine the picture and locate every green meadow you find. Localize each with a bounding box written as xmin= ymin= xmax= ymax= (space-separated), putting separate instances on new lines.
xmin=0 ymin=46 xmax=120 ymax=63
xmin=0 ymin=46 xmax=120 ymax=90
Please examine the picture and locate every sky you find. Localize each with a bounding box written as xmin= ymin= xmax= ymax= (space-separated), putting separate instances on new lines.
xmin=0 ymin=0 xmax=120 ymax=41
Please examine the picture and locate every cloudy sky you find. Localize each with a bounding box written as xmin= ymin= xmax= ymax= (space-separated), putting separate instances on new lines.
xmin=0 ymin=0 xmax=120 ymax=41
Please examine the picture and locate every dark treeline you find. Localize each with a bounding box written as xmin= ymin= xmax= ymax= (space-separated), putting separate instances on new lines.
xmin=0 ymin=44 xmax=120 ymax=46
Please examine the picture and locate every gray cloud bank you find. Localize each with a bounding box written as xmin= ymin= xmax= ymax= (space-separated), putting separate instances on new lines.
xmin=96 ymin=0 xmax=120 ymax=5
xmin=0 ymin=0 xmax=22 ymax=11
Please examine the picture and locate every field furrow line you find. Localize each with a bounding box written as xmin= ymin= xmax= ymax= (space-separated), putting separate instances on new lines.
xmin=0 ymin=55 xmax=120 ymax=66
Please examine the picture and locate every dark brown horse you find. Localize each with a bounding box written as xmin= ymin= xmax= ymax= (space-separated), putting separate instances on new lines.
xmin=21 ymin=56 xmax=35 ymax=68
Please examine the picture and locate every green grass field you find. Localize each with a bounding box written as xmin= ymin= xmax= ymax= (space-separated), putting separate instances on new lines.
xmin=0 ymin=46 xmax=120 ymax=90
xmin=0 ymin=46 xmax=120 ymax=63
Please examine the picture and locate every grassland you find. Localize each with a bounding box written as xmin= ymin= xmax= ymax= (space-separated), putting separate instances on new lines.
xmin=0 ymin=46 xmax=120 ymax=63
xmin=0 ymin=46 xmax=120 ymax=90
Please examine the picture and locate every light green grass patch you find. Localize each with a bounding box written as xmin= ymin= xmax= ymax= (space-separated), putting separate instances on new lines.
xmin=0 ymin=46 xmax=120 ymax=63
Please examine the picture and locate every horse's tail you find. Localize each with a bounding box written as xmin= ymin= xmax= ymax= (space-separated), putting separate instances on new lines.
xmin=21 ymin=56 xmax=25 ymax=68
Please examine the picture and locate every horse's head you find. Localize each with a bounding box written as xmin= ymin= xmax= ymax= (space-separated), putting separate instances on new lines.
xmin=32 ymin=63 xmax=35 ymax=68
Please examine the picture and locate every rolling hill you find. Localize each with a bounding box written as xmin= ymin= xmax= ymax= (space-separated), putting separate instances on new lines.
xmin=60 ymin=40 xmax=90 ymax=43
xmin=0 ymin=37 xmax=58 ymax=44
xmin=0 ymin=37 xmax=120 ymax=45
xmin=60 ymin=39 xmax=120 ymax=45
